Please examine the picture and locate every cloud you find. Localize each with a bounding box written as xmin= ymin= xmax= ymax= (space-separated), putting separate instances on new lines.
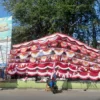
xmin=7 ymin=16 xmax=12 ymax=21
xmin=0 ymin=18 xmax=4 ymax=21
xmin=0 ymin=23 xmax=9 ymax=32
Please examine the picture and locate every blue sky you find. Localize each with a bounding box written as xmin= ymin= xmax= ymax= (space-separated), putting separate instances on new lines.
xmin=0 ymin=4 xmax=10 ymax=18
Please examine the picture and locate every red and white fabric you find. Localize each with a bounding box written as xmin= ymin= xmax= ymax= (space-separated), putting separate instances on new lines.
xmin=10 ymin=49 xmax=19 ymax=55
xmin=68 ymin=64 xmax=78 ymax=72
xmin=56 ymin=69 xmax=67 ymax=78
xmin=60 ymin=41 xmax=67 ymax=48
xmin=78 ymin=66 xmax=89 ymax=72
xmin=78 ymin=71 xmax=89 ymax=80
xmin=68 ymin=71 xmax=78 ymax=79
xmin=72 ymin=58 xmax=80 ymax=65
xmin=90 ymin=52 xmax=97 ymax=58
xmin=30 ymin=51 xmax=40 ymax=58
xmin=89 ymin=71 xmax=99 ymax=80
xmin=19 ymin=52 xmax=28 ymax=59
xmin=30 ymin=45 xmax=38 ymax=51
xmin=37 ymin=69 xmax=47 ymax=76
xmin=50 ymin=54 xmax=59 ymax=62
xmin=47 ymin=69 xmax=54 ymax=76
xmin=56 ymin=62 xmax=68 ymax=70
xmin=61 ymin=55 xmax=68 ymax=63
xmin=7 ymin=70 xmax=16 ymax=75
xmin=40 ymin=44 xmax=47 ymax=49
xmin=38 ymin=63 xmax=48 ymax=69
xmin=16 ymin=69 xmax=26 ymax=75
xmin=42 ymin=48 xmax=52 ymax=55
xmin=30 ymin=57 xmax=37 ymax=63
xmin=27 ymin=63 xmax=37 ymax=70
xmin=66 ymin=51 xmax=75 ymax=58
xmin=16 ymin=63 xmax=27 ymax=71
xmin=80 ymin=47 xmax=87 ymax=54
xmin=54 ymin=48 xmax=64 ymax=55
xmin=39 ymin=56 xmax=49 ymax=62
xmin=27 ymin=70 xmax=37 ymax=76
xmin=82 ymin=60 xmax=90 ymax=67
xmin=71 ymin=45 xmax=78 ymax=51
xmin=20 ymin=47 xmax=27 ymax=53
xmin=46 ymin=62 xmax=54 ymax=69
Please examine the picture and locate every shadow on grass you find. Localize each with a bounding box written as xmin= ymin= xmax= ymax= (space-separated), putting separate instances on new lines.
xmin=83 ymin=80 xmax=98 ymax=91
xmin=0 ymin=79 xmax=17 ymax=90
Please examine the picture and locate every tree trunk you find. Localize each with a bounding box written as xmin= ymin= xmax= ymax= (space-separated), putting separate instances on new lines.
xmin=92 ymin=23 xmax=97 ymax=48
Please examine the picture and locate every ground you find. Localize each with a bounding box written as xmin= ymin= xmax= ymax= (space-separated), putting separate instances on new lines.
xmin=0 ymin=89 xmax=100 ymax=100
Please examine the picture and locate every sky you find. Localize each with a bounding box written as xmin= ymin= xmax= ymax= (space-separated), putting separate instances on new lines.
xmin=0 ymin=4 xmax=10 ymax=18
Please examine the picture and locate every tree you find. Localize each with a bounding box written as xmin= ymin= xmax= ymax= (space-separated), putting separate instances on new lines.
xmin=2 ymin=0 xmax=97 ymax=45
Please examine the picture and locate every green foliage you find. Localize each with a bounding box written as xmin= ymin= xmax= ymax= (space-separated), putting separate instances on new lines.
xmin=2 ymin=0 xmax=99 ymax=48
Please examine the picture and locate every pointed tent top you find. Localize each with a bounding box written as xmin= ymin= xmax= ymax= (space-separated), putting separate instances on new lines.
xmin=12 ymin=32 xmax=100 ymax=53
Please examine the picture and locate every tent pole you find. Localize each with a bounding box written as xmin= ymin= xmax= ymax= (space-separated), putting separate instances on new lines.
xmin=6 ymin=36 xmax=8 ymax=65
xmin=0 ymin=45 xmax=4 ymax=64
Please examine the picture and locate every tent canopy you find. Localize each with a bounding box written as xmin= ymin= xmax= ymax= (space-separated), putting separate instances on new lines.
xmin=6 ymin=33 xmax=100 ymax=81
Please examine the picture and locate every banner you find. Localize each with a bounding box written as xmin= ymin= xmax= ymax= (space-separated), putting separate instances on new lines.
xmin=0 ymin=16 xmax=12 ymax=68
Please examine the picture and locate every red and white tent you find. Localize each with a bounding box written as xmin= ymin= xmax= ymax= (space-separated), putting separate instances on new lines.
xmin=6 ymin=33 xmax=100 ymax=80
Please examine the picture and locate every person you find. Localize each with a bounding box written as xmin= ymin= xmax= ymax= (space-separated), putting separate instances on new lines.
xmin=47 ymin=73 xmax=58 ymax=94
xmin=51 ymin=72 xmax=58 ymax=93
xmin=45 ymin=77 xmax=51 ymax=91
xmin=52 ymin=72 xmax=57 ymax=85
xmin=46 ymin=77 xmax=51 ymax=86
